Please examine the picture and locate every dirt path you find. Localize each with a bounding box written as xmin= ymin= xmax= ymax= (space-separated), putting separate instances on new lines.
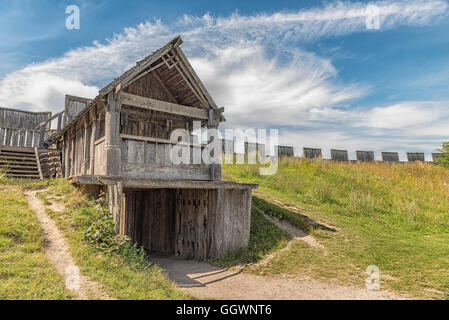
xmin=151 ymin=255 xmax=405 ymax=300
xmin=265 ymin=215 xmax=325 ymax=249
xmin=24 ymin=191 xmax=113 ymax=300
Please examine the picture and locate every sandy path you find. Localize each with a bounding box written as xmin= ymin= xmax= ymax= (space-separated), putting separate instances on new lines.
xmin=265 ymin=215 xmax=325 ymax=249
xmin=150 ymin=256 xmax=405 ymax=300
xmin=24 ymin=191 xmax=113 ymax=300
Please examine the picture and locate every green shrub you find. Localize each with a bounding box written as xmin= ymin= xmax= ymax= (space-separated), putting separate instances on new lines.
xmin=435 ymin=142 xmax=449 ymax=168
xmin=82 ymin=194 xmax=147 ymax=267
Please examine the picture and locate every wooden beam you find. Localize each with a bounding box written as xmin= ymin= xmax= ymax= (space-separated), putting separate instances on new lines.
xmin=120 ymin=134 xmax=204 ymax=147
xmin=34 ymin=147 xmax=43 ymax=180
xmin=121 ymin=93 xmax=208 ymax=120
xmin=73 ymin=175 xmax=258 ymax=190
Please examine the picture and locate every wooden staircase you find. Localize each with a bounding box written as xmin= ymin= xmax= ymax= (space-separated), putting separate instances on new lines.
xmin=0 ymin=147 xmax=42 ymax=179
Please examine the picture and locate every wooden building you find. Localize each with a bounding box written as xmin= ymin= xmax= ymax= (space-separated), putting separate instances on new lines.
xmin=53 ymin=36 xmax=256 ymax=260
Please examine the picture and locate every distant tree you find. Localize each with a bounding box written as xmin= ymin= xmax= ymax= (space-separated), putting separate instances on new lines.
xmin=436 ymin=142 xmax=449 ymax=167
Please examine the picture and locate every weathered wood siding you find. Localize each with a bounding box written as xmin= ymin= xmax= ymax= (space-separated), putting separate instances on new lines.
xmin=64 ymin=95 xmax=91 ymax=125
xmin=207 ymin=188 xmax=251 ymax=258
xmin=119 ymin=187 xmax=252 ymax=260
xmin=0 ymin=107 xmax=50 ymax=148
xmin=407 ymin=152 xmax=425 ymax=162
xmin=382 ymin=152 xmax=399 ymax=162
xmin=0 ymin=107 xmax=51 ymax=130
xmin=331 ymin=149 xmax=349 ymax=162
xmin=0 ymin=128 xmax=40 ymax=147
xmin=94 ymin=139 xmax=106 ymax=175
xmin=221 ymin=139 xmax=234 ymax=155
xmin=124 ymin=72 xmax=178 ymax=104
xmin=120 ymin=105 xmax=186 ymax=139
xmin=277 ymin=146 xmax=294 ymax=157
xmin=356 ymin=150 xmax=375 ymax=162
xmin=303 ymin=147 xmax=322 ymax=159
xmin=120 ymin=137 xmax=211 ymax=180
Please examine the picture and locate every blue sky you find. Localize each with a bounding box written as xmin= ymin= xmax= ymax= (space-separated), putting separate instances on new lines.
xmin=1 ymin=0 xmax=449 ymax=159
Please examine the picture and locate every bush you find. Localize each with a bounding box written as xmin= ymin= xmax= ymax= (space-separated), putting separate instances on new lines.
xmin=83 ymin=194 xmax=146 ymax=266
xmin=435 ymin=142 xmax=449 ymax=168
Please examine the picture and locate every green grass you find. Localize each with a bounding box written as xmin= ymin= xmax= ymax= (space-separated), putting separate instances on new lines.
xmin=223 ymin=158 xmax=449 ymax=299
xmin=0 ymin=184 xmax=72 ymax=299
xmin=29 ymin=179 xmax=192 ymax=300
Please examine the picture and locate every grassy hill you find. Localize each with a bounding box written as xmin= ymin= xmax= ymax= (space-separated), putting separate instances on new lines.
xmin=223 ymin=158 xmax=449 ymax=299
xmin=1 ymin=157 xmax=448 ymax=299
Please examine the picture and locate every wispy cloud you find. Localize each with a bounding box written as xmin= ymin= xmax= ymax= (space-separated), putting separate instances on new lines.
xmin=0 ymin=0 xmax=447 ymax=155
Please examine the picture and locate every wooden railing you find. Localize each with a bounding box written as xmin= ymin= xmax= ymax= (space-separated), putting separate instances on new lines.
xmin=0 ymin=127 xmax=40 ymax=148
xmin=120 ymin=134 xmax=212 ymax=180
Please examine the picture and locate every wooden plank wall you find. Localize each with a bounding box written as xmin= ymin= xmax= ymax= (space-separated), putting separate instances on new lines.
xmin=277 ymin=146 xmax=294 ymax=157
xmin=356 ymin=151 xmax=375 ymax=162
xmin=303 ymin=147 xmax=322 ymax=159
xmin=382 ymin=152 xmax=400 ymax=162
xmin=207 ymin=188 xmax=251 ymax=258
xmin=120 ymin=187 xmax=252 ymax=260
xmin=175 ymin=189 xmax=209 ymax=259
xmin=120 ymin=105 xmax=187 ymax=139
xmin=121 ymin=189 xmax=175 ymax=254
xmin=407 ymin=152 xmax=425 ymax=162
xmin=0 ymin=107 xmax=51 ymax=130
xmin=0 ymin=128 xmax=40 ymax=147
xmin=120 ymin=138 xmax=211 ymax=180
xmin=124 ymin=72 xmax=177 ymax=104
xmin=331 ymin=149 xmax=349 ymax=162
xmin=221 ymin=139 xmax=234 ymax=155
xmin=64 ymin=96 xmax=91 ymax=125
xmin=94 ymin=139 xmax=106 ymax=175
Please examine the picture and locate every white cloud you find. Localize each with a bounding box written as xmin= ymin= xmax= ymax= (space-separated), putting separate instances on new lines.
xmin=0 ymin=0 xmax=448 ymax=156
xmin=0 ymin=0 xmax=447 ymax=112
xmin=361 ymin=101 xmax=448 ymax=129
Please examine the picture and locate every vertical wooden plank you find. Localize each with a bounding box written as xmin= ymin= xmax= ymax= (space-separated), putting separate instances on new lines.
xmin=167 ymin=189 xmax=175 ymax=254
xmin=120 ymin=139 xmax=128 ymax=163
xmin=151 ymin=189 xmax=161 ymax=251
xmin=143 ymin=190 xmax=152 ymax=250
xmin=222 ymin=189 xmax=233 ymax=254
xmin=207 ymin=190 xmax=216 ymax=258
xmin=155 ymin=143 xmax=165 ymax=164
xmin=125 ymin=191 xmax=136 ymax=242
xmin=147 ymin=142 xmax=156 ymax=164
xmin=175 ymin=189 xmax=183 ymax=257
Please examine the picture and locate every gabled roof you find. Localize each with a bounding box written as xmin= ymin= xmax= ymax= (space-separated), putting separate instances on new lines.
xmin=56 ymin=36 xmax=224 ymax=139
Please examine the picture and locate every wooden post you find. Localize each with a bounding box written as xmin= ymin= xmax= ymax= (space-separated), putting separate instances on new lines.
xmin=207 ymin=109 xmax=221 ymax=181
xmin=39 ymin=124 xmax=46 ymax=148
xmin=104 ymin=92 xmax=122 ymax=176
xmin=57 ymin=112 xmax=63 ymax=132
xmin=34 ymin=147 xmax=43 ymax=180
xmin=90 ymin=110 xmax=97 ymax=176
xmin=82 ymin=116 xmax=89 ymax=174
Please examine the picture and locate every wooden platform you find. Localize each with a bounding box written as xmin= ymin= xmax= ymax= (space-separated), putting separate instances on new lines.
xmin=72 ymin=175 xmax=257 ymax=190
